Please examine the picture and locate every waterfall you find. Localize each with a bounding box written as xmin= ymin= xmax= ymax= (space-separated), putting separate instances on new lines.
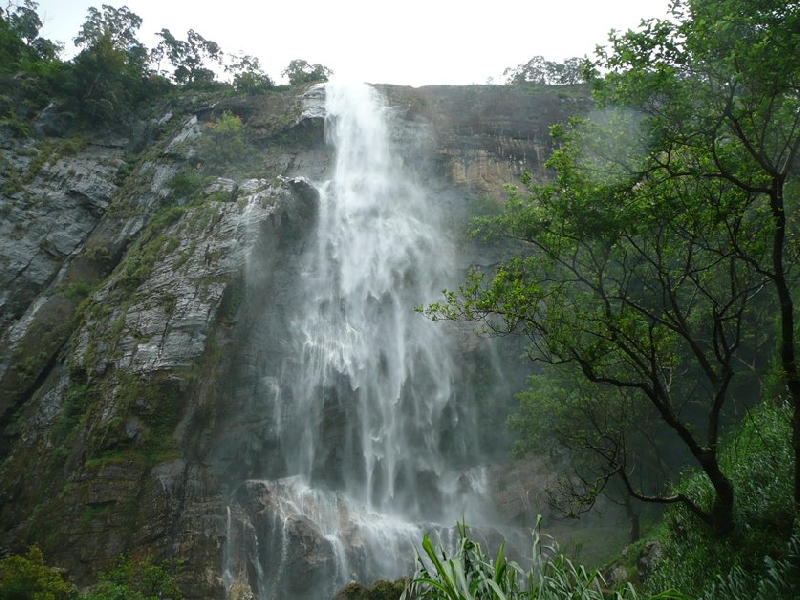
xmin=287 ymin=82 xmax=464 ymax=513
xmin=224 ymin=83 xmax=502 ymax=600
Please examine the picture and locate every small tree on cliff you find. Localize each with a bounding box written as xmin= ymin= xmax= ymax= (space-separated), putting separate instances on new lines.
xmin=281 ymin=59 xmax=332 ymax=86
xmin=225 ymin=52 xmax=274 ymax=93
xmin=424 ymin=0 xmax=800 ymax=536
xmin=152 ymin=28 xmax=223 ymax=85
xmin=503 ymin=55 xmax=585 ymax=85
xmin=68 ymin=4 xmax=151 ymax=121
xmin=4 ymin=0 xmax=60 ymax=62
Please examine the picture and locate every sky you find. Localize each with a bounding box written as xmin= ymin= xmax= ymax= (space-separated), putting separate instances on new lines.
xmin=33 ymin=0 xmax=672 ymax=86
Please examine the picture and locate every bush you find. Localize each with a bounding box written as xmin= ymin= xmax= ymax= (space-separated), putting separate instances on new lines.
xmin=0 ymin=545 xmax=78 ymax=599
xmin=197 ymin=110 xmax=249 ymax=177
xmin=81 ymin=554 xmax=182 ymax=600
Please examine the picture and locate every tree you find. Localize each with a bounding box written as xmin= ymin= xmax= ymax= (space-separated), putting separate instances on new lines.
xmin=197 ymin=109 xmax=248 ymax=176
xmin=425 ymin=0 xmax=799 ymax=535
xmin=0 ymin=548 xmax=182 ymax=600
xmin=0 ymin=5 xmax=28 ymax=71
xmin=503 ymin=56 xmax=585 ymax=85
xmin=5 ymin=0 xmax=58 ymax=60
xmin=5 ymin=0 xmax=40 ymax=45
xmin=592 ymin=0 xmax=800 ymax=508
xmin=281 ymin=59 xmax=332 ymax=86
xmin=73 ymin=4 xmax=146 ymax=65
xmin=225 ymin=52 xmax=274 ymax=93
xmin=68 ymin=4 xmax=150 ymax=121
xmin=0 ymin=1 xmax=60 ymax=69
xmin=152 ymin=28 xmax=222 ymax=85
xmin=508 ymin=371 xmax=666 ymax=541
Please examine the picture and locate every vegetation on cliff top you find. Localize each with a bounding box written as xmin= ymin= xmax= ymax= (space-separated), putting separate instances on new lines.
xmin=0 ymin=0 xmax=331 ymax=132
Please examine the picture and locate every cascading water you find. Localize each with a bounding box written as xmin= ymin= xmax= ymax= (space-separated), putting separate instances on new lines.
xmin=288 ymin=83 xmax=468 ymax=514
xmin=223 ymin=83 xmax=508 ymax=599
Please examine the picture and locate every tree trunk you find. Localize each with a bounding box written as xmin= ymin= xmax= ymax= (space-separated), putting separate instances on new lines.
xmin=624 ymin=494 xmax=640 ymax=542
xmin=703 ymin=455 xmax=735 ymax=537
xmin=768 ymin=182 xmax=800 ymax=510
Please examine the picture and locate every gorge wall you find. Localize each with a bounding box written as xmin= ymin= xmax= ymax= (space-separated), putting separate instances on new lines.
xmin=0 ymin=82 xmax=591 ymax=597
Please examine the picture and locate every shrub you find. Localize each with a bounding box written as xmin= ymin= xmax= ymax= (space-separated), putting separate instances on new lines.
xmin=197 ymin=110 xmax=249 ymax=177
xmin=81 ymin=554 xmax=183 ymax=600
xmin=0 ymin=545 xmax=78 ymax=599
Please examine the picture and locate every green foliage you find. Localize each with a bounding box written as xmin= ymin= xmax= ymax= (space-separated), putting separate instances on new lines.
xmin=166 ymin=169 xmax=204 ymax=200
xmin=0 ymin=549 xmax=182 ymax=600
xmin=1 ymin=3 xmax=175 ymax=128
xmin=66 ymin=285 xmax=98 ymax=330
xmin=0 ymin=109 xmax=32 ymax=138
xmin=61 ymin=5 xmax=154 ymax=124
xmin=507 ymin=369 xmax=664 ymax=522
xmin=197 ymin=110 xmax=251 ymax=177
xmin=82 ymin=370 xmax=186 ymax=470
xmin=50 ymin=378 xmax=91 ymax=444
xmin=66 ymin=36 xmax=136 ymax=123
xmin=0 ymin=545 xmax=78 ymax=599
xmin=0 ymin=1 xmax=61 ymax=73
xmin=425 ymin=0 xmax=800 ymax=537
xmin=113 ymin=200 xmax=189 ymax=291
xmin=0 ymin=7 xmax=29 ymax=71
xmin=700 ymin=535 xmax=800 ymax=600
xmin=152 ymin=28 xmax=222 ymax=86
xmin=503 ymin=56 xmax=586 ymax=85
xmin=7 ymin=0 xmax=43 ymax=47
xmin=81 ymin=555 xmax=182 ymax=600
xmin=643 ymin=401 xmax=798 ymax=597
xmin=225 ymin=52 xmax=274 ymax=93
xmin=73 ymin=5 xmax=144 ymax=57
xmin=281 ymin=59 xmax=333 ymax=86
xmin=402 ymin=519 xmax=664 ymax=599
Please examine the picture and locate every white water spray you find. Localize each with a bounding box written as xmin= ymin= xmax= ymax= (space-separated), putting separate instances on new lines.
xmin=285 ymin=83 xmax=462 ymax=512
xmin=225 ymin=83 xmax=499 ymax=599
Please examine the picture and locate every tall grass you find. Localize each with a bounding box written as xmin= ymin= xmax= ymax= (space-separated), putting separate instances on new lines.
xmin=700 ymin=534 xmax=800 ymax=599
xmin=401 ymin=518 xmax=680 ymax=599
xmin=643 ymin=400 xmax=798 ymax=598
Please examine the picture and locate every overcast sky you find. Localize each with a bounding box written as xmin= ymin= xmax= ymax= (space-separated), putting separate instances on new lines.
xmin=34 ymin=0 xmax=672 ymax=86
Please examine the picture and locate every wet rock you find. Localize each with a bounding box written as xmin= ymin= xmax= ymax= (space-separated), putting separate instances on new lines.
xmin=204 ymin=177 xmax=238 ymax=200
xmin=0 ymin=140 xmax=121 ymax=334
xmin=72 ymin=176 xmax=318 ymax=377
xmin=637 ymin=540 xmax=662 ymax=578
xmin=32 ymin=103 xmax=70 ymax=137
xmin=300 ymin=83 xmax=326 ymax=122
xmin=163 ymin=115 xmax=202 ymax=158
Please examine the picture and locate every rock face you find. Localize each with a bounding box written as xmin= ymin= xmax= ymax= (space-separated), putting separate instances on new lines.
xmin=0 ymin=83 xmax=589 ymax=597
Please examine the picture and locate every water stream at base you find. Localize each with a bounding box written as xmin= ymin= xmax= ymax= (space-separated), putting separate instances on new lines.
xmin=224 ymin=83 xmax=507 ymax=599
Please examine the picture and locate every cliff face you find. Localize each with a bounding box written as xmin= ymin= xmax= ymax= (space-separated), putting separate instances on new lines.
xmin=0 ymin=83 xmax=589 ymax=596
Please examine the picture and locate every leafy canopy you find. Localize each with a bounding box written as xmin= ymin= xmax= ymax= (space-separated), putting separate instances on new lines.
xmin=281 ymin=59 xmax=333 ymax=86
xmin=424 ymin=0 xmax=800 ymax=536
